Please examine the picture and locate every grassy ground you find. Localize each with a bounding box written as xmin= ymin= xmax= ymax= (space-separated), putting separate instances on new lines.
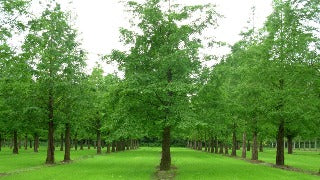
xmin=0 ymin=147 xmax=319 ymax=179
xmin=236 ymin=148 xmax=320 ymax=172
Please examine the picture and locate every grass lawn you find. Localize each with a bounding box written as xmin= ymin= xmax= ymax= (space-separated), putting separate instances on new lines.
xmin=0 ymin=147 xmax=319 ymax=179
xmin=236 ymin=148 xmax=320 ymax=172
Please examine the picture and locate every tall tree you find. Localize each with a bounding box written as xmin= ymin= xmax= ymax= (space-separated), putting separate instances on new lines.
xmin=109 ymin=0 xmax=219 ymax=170
xmin=23 ymin=2 xmax=86 ymax=164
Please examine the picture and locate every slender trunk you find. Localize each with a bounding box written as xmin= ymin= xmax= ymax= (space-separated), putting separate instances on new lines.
xmin=24 ymin=134 xmax=28 ymax=150
xmin=219 ymin=142 xmax=224 ymax=154
xmin=252 ymin=131 xmax=258 ymax=160
xmin=247 ymin=140 xmax=250 ymax=151
xmin=29 ymin=139 xmax=32 ymax=148
xmin=214 ymin=137 xmax=218 ymax=154
xmin=242 ymin=132 xmax=247 ymax=158
xmin=97 ymin=129 xmax=101 ymax=154
xmin=13 ymin=130 xmax=18 ymax=154
xmin=210 ymin=138 xmax=214 ymax=153
xmin=111 ymin=141 xmax=115 ymax=152
xmin=107 ymin=143 xmax=110 ymax=153
xmin=46 ymin=89 xmax=55 ymax=164
xmin=276 ymin=120 xmax=285 ymax=165
xmin=259 ymin=140 xmax=263 ymax=152
xmin=88 ymin=139 xmax=91 ymax=149
xmin=160 ymin=126 xmax=171 ymax=171
xmin=60 ymin=133 xmax=64 ymax=151
xmin=288 ymin=136 xmax=293 ymax=154
xmin=204 ymin=141 xmax=207 ymax=152
xmin=116 ymin=141 xmax=119 ymax=152
xmin=130 ymin=139 xmax=133 ymax=149
xmin=34 ymin=133 xmax=39 ymax=152
xmin=198 ymin=140 xmax=202 ymax=150
xmin=232 ymin=126 xmax=237 ymax=156
xmin=225 ymin=145 xmax=229 ymax=155
xmin=74 ymin=136 xmax=78 ymax=151
xmin=80 ymin=139 xmax=84 ymax=150
xmin=0 ymin=134 xmax=2 ymax=151
xmin=64 ymin=123 xmax=71 ymax=162
xmin=126 ymin=140 xmax=130 ymax=150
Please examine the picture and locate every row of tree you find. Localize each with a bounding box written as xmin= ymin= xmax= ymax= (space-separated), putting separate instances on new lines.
xmin=1 ymin=0 xmax=319 ymax=171
xmin=188 ymin=0 xmax=320 ymax=166
xmin=0 ymin=0 xmax=144 ymax=163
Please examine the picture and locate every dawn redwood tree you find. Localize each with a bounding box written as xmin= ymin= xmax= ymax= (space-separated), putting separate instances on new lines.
xmin=0 ymin=0 xmax=31 ymax=154
xmin=22 ymin=2 xmax=86 ymax=164
xmin=109 ymin=0 xmax=219 ymax=170
xmin=263 ymin=0 xmax=319 ymax=166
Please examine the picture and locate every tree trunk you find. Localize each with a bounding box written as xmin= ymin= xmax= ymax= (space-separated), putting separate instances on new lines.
xmin=198 ymin=140 xmax=202 ymax=150
xmin=88 ymin=139 xmax=91 ymax=149
xmin=232 ymin=127 xmax=237 ymax=156
xmin=276 ymin=120 xmax=285 ymax=166
xmin=287 ymin=136 xmax=293 ymax=154
xmin=242 ymin=132 xmax=247 ymax=158
xmin=259 ymin=140 xmax=263 ymax=152
xmin=96 ymin=129 xmax=101 ymax=154
xmin=79 ymin=140 xmax=83 ymax=150
xmin=112 ymin=141 xmax=115 ymax=152
xmin=252 ymin=131 xmax=258 ymax=160
xmin=130 ymin=139 xmax=133 ymax=149
xmin=29 ymin=139 xmax=32 ymax=148
xmin=219 ymin=142 xmax=223 ymax=154
xmin=74 ymin=138 xmax=78 ymax=151
xmin=247 ymin=140 xmax=250 ymax=151
xmin=225 ymin=145 xmax=229 ymax=155
xmin=116 ymin=141 xmax=119 ymax=152
xmin=0 ymin=134 xmax=2 ymax=151
xmin=160 ymin=126 xmax=171 ymax=171
xmin=214 ymin=138 xmax=218 ymax=153
xmin=210 ymin=138 xmax=214 ymax=153
xmin=13 ymin=130 xmax=18 ymax=154
xmin=24 ymin=134 xmax=28 ymax=150
xmin=126 ymin=140 xmax=130 ymax=150
xmin=204 ymin=141 xmax=207 ymax=151
xmin=107 ymin=143 xmax=110 ymax=153
xmin=34 ymin=133 xmax=39 ymax=152
xmin=60 ymin=133 xmax=64 ymax=151
xmin=46 ymin=89 xmax=55 ymax=164
xmin=64 ymin=123 xmax=71 ymax=162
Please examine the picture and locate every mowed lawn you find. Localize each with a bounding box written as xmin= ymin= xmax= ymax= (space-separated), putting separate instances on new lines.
xmin=238 ymin=148 xmax=320 ymax=172
xmin=0 ymin=147 xmax=319 ymax=180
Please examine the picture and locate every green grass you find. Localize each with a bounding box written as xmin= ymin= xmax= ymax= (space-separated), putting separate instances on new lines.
xmin=0 ymin=147 xmax=319 ymax=179
xmin=0 ymin=146 xmax=97 ymax=173
xmin=236 ymin=148 xmax=320 ymax=172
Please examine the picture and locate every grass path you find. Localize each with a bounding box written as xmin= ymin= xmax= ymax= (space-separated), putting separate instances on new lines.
xmin=0 ymin=147 xmax=319 ymax=179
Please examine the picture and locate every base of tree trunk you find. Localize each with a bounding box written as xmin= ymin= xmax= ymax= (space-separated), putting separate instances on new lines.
xmin=160 ymin=126 xmax=171 ymax=171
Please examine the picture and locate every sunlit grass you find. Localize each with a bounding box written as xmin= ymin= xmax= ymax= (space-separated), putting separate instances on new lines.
xmin=0 ymin=147 xmax=318 ymax=179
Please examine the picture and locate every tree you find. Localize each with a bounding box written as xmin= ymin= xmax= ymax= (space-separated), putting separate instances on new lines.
xmin=263 ymin=0 xmax=319 ymax=165
xmin=23 ymin=2 xmax=86 ymax=164
xmin=109 ymin=0 xmax=219 ymax=170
